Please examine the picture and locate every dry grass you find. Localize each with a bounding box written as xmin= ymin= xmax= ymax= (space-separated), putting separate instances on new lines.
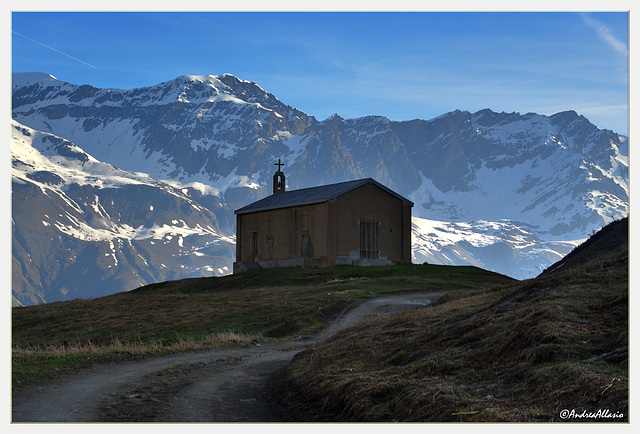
xmin=12 ymin=330 xmax=260 ymax=358
xmin=272 ymin=251 xmax=628 ymax=422
xmin=12 ymin=330 xmax=263 ymax=386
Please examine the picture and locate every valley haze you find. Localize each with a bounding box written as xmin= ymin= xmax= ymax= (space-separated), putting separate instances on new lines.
xmin=11 ymin=72 xmax=629 ymax=305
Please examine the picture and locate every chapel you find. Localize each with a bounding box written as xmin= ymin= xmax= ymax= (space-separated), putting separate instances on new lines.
xmin=233 ymin=160 xmax=413 ymax=273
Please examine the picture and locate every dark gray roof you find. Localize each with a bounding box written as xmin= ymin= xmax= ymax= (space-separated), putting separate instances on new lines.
xmin=235 ymin=178 xmax=413 ymax=215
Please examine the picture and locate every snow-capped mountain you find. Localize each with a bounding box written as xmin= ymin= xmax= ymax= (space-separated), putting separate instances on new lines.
xmin=12 ymin=72 xmax=313 ymax=208
xmin=11 ymin=72 xmax=629 ymax=304
xmin=11 ymin=120 xmax=234 ymax=305
xmin=411 ymin=217 xmax=583 ymax=280
xmin=396 ymin=110 xmax=628 ymax=238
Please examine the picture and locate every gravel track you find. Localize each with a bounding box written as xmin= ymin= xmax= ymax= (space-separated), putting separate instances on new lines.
xmin=12 ymin=292 xmax=445 ymax=423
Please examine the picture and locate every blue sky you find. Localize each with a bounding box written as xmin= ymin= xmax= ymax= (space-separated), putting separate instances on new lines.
xmin=11 ymin=10 xmax=630 ymax=135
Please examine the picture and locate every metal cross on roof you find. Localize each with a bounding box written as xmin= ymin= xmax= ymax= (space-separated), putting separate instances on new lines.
xmin=275 ymin=158 xmax=284 ymax=171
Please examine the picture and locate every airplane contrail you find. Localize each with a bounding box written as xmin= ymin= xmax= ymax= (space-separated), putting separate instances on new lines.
xmin=580 ymin=13 xmax=628 ymax=58
xmin=13 ymin=30 xmax=98 ymax=69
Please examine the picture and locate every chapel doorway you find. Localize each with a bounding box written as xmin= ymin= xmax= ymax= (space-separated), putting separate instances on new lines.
xmin=359 ymin=217 xmax=379 ymax=259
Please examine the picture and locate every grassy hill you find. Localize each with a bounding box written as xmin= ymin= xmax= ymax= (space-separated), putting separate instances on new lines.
xmin=12 ymin=262 xmax=512 ymax=385
xmin=270 ymin=219 xmax=629 ymax=422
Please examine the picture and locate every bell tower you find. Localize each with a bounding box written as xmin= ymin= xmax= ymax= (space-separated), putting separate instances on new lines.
xmin=273 ymin=158 xmax=286 ymax=194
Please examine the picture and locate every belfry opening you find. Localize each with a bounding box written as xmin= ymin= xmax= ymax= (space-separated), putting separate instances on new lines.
xmin=273 ymin=158 xmax=285 ymax=194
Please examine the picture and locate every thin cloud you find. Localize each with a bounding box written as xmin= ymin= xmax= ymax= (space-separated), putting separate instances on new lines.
xmin=580 ymin=13 xmax=628 ymax=58
xmin=12 ymin=31 xmax=98 ymax=69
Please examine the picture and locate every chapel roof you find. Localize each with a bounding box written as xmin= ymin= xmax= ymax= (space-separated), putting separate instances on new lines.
xmin=234 ymin=178 xmax=413 ymax=215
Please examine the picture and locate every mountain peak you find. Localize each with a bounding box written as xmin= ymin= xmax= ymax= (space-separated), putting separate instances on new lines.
xmin=550 ymin=110 xmax=581 ymax=122
xmin=12 ymin=72 xmax=61 ymax=87
xmin=549 ymin=110 xmax=595 ymax=131
xmin=176 ymin=74 xmax=249 ymax=86
xmin=179 ymin=74 xmax=219 ymax=82
xmin=324 ymin=113 xmax=344 ymax=122
xmin=218 ymin=73 xmax=250 ymax=83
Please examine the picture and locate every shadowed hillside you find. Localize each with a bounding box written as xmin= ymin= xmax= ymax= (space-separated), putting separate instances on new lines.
xmin=540 ymin=217 xmax=628 ymax=276
xmin=270 ymin=219 xmax=629 ymax=422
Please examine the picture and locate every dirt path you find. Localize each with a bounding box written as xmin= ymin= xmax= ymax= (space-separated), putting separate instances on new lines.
xmin=12 ymin=292 xmax=445 ymax=423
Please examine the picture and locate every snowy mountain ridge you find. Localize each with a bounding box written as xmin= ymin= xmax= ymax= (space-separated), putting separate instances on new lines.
xmin=11 ymin=72 xmax=629 ymax=304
